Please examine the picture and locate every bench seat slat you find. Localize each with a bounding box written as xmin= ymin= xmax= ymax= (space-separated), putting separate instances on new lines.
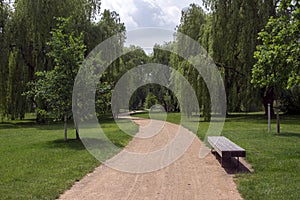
xmin=208 ymin=136 xmax=246 ymax=158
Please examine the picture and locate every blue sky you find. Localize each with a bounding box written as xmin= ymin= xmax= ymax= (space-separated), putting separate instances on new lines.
xmin=101 ymin=0 xmax=204 ymax=31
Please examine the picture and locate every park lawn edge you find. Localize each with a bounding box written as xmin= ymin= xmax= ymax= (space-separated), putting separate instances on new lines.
xmin=0 ymin=115 xmax=138 ymax=200
xmin=132 ymin=112 xmax=300 ymax=200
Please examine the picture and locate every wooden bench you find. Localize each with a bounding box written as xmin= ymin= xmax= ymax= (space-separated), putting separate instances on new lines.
xmin=208 ymin=136 xmax=246 ymax=167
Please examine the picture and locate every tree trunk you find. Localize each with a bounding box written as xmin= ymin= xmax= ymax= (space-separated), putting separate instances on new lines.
xmin=74 ymin=118 xmax=80 ymax=140
xmin=76 ymin=129 xmax=80 ymax=140
xmin=276 ymin=100 xmax=280 ymax=134
xmin=64 ymin=114 xmax=67 ymax=141
xmin=73 ymin=97 xmax=80 ymax=140
xmin=224 ymin=67 xmax=230 ymax=112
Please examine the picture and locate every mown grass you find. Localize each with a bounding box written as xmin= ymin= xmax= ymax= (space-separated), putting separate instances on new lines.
xmin=0 ymin=114 xmax=137 ymax=200
xmin=133 ymin=112 xmax=300 ymax=200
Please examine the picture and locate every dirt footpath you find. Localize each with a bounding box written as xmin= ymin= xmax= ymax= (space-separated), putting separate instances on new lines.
xmin=58 ymin=118 xmax=243 ymax=200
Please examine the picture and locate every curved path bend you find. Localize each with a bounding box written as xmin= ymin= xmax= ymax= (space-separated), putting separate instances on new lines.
xmin=59 ymin=118 xmax=243 ymax=200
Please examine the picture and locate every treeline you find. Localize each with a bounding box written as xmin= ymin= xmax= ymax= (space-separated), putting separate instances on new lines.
xmin=134 ymin=0 xmax=300 ymax=118
xmin=0 ymin=0 xmax=299 ymax=124
xmin=0 ymin=0 xmax=125 ymax=121
xmin=156 ymin=1 xmax=277 ymax=117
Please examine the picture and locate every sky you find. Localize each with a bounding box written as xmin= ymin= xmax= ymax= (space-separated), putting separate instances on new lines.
xmin=101 ymin=0 xmax=204 ymax=50
xmin=101 ymin=0 xmax=203 ymax=30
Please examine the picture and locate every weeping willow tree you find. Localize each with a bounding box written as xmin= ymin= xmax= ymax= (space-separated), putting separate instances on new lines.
xmin=204 ymin=0 xmax=277 ymax=113
xmin=0 ymin=0 xmax=11 ymax=120
xmin=170 ymin=4 xmax=212 ymax=120
xmin=1 ymin=0 xmax=101 ymax=120
xmin=169 ymin=1 xmax=277 ymax=119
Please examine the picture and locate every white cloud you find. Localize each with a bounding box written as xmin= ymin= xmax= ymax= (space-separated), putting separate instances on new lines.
xmin=100 ymin=0 xmax=204 ymax=50
xmin=101 ymin=0 xmax=204 ymax=30
xmin=101 ymin=0 xmax=138 ymax=28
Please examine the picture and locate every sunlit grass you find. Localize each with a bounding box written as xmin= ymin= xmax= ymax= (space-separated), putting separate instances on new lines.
xmin=133 ymin=112 xmax=300 ymax=200
xmin=0 ymin=115 xmax=137 ymax=200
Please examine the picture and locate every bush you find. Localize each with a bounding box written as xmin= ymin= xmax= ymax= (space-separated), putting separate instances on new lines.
xmin=281 ymin=86 xmax=300 ymax=114
xmin=144 ymin=93 xmax=158 ymax=109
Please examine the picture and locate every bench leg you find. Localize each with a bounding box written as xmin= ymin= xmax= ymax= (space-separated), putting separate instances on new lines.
xmin=211 ymin=149 xmax=223 ymax=166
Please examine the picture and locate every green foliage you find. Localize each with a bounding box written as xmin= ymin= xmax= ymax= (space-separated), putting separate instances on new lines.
xmin=35 ymin=108 xmax=49 ymax=123
xmin=1 ymin=0 xmax=299 ymax=120
xmin=177 ymin=4 xmax=207 ymax=56
xmin=96 ymin=82 xmax=113 ymax=114
xmin=84 ymin=10 xmax=126 ymax=115
xmin=169 ymin=1 xmax=275 ymax=117
xmin=7 ymin=50 xmax=27 ymax=120
xmin=26 ymin=17 xmax=86 ymax=122
xmin=0 ymin=1 xmax=11 ymax=119
xmin=205 ymin=0 xmax=276 ymax=112
xmin=0 ymin=0 xmax=102 ymax=119
xmin=252 ymin=0 xmax=300 ymax=90
xmin=152 ymin=43 xmax=173 ymax=65
xmin=144 ymin=93 xmax=158 ymax=109
xmin=101 ymin=46 xmax=149 ymax=112
xmin=99 ymin=9 xmax=126 ymax=42
xmin=171 ymin=4 xmax=212 ymax=119
xmin=147 ymin=43 xmax=179 ymax=113
xmin=280 ymin=86 xmax=300 ymax=114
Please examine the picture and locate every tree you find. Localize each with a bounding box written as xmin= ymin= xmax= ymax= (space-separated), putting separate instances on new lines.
xmin=0 ymin=0 xmax=101 ymax=120
xmin=170 ymin=4 xmax=212 ymax=120
xmin=145 ymin=93 xmax=158 ymax=109
xmin=149 ymin=43 xmax=179 ymax=113
xmin=252 ymin=0 xmax=300 ymax=90
xmin=27 ymin=17 xmax=86 ymax=140
xmin=0 ymin=0 xmax=11 ymax=120
xmin=204 ymin=0 xmax=277 ymax=113
xmin=252 ymin=0 xmax=299 ymax=133
xmin=120 ymin=46 xmax=150 ymax=111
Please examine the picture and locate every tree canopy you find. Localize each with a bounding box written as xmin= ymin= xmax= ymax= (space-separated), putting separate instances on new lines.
xmin=1 ymin=0 xmax=299 ymax=135
xmin=26 ymin=17 xmax=86 ymax=139
xmin=252 ymin=0 xmax=300 ymax=90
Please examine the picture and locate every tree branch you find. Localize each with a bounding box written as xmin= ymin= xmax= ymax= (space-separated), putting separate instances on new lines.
xmin=215 ymin=62 xmax=246 ymax=77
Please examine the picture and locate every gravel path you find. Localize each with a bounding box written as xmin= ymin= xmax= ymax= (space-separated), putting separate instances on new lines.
xmin=58 ymin=118 xmax=243 ymax=200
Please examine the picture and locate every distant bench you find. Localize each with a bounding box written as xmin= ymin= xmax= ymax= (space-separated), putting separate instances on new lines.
xmin=208 ymin=136 xmax=246 ymax=167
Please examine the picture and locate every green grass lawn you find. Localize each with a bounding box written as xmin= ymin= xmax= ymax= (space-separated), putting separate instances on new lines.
xmin=1 ymin=112 xmax=299 ymax=200
xmin=0 ymin=115 xmax=137 ymax=200
xmin=133 ymin=112 xmax=300 ymax=200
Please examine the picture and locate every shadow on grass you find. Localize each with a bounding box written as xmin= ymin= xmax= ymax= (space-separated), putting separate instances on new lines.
xmin=211 ymin=152 xmax=252 ymax=175
xmin=45 ymin=137 xmax=128 ymax=152
xmin=226 ymin=114 xmax=267 ymax=123
xmin=0 ymin=113 xmax=117 ymax=130
xmin=273 ymin=132 xmax=300 ymax=138
xmin=279 ymin=115 xmax=300 ymax=125
xmin=45 ymin=139 xmax=86 ymax=150
xmin=35 ymin=123 xmax=72 ymax=131
xmin=82 ymin=137 xmax=128 ymax=149
xmin=197 ymin=113 xmax=299 ymax=127
xmin=0 ymin=120 xmax=68 ymax=131
xmin=0 ymin=120 xmax=37 ymax=128
xmin=46 ymin=138 xmax=127 ymax=161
